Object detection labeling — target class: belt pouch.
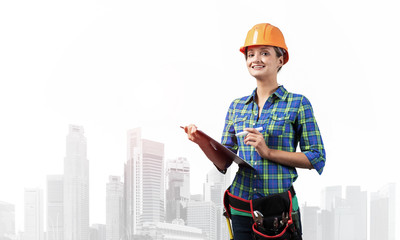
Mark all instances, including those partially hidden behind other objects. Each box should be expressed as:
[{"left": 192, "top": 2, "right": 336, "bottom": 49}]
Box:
[{"left": 252, "top": 190, "right": 296, "bottom": 240}]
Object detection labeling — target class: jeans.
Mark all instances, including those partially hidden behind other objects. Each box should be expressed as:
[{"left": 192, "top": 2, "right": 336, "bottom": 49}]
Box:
[{"left": 231, "top": 215, "right": 254, "bottom": 240}]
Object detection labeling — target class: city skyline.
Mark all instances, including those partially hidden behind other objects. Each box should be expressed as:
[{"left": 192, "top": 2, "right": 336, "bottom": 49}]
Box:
[{"left": 0, "top": 124, "right": 397, "bottom": 240}]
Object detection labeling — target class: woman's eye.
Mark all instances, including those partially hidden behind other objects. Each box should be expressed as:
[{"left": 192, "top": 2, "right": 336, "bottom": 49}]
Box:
[
  {"left": 262, "top": 52, "right": 270, "bottom": 56},
  {"left": 248, "top": 54, "right": 254, "bottom": 57}
]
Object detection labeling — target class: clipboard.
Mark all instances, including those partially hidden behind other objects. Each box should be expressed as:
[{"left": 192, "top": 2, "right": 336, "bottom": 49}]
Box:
[{"left": 193, "top": 129, "right": 255, "bottom": 171}]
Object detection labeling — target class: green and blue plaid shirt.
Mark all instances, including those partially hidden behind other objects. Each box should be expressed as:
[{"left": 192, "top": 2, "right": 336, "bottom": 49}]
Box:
[{"left": 221, "top": 85, "right": 325, "bottom": 200}]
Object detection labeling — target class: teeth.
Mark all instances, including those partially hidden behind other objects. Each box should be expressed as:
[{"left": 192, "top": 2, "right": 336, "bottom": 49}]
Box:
[{"left": 253, "top": 66, "right": 264, "bottom": 69}]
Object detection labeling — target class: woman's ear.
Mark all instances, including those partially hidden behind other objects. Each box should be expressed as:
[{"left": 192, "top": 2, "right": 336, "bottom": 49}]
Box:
[{"left": 278, "top": 56, "right": 284, "bottom": 66}]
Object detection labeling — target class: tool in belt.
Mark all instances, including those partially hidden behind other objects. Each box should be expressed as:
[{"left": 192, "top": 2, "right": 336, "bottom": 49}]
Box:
[{"left": 223, "top": 186, "right": 301, "bottom": 240}]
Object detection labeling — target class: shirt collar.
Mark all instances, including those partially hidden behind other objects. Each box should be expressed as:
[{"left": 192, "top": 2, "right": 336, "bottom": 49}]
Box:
[{"left": 245, "top": 85, "right": 288, "bottom": 104}]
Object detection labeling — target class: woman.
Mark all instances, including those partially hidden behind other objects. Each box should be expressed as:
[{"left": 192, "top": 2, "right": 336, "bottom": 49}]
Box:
[{"left": 183, "top": 23, "right": 326, "bottom": 240}]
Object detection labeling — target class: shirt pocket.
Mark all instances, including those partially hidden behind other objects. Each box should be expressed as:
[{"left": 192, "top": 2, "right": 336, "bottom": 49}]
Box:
[
  {"left": 233, "top": 115, "right": 248, "bottom": 134},
  {"left": 266, "top": 113, "right": 291, "bottom": 136}
]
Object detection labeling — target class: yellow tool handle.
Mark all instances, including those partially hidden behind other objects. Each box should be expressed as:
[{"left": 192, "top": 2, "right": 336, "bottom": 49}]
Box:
[{"left": 225, "top": 216, "right": 234, "bottom": 240}]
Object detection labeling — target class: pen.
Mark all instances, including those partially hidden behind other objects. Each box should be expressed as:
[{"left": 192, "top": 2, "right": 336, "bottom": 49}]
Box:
[{"left": 235, "top": 127, "right": 263, "bottom": 137}]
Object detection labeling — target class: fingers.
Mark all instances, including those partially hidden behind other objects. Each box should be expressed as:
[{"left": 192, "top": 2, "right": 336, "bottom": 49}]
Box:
[
  {"left": 244, "top": 128, "right": 262, "bottom": 134},
  {"left": 183, "top": 124, "right": 198, "bottom": 142},
  {"left": 244, "top": 133, "right": 264, "bottom": 146},
  {"left": 244, "top": 134, "right": 258, "bottom": 145}
]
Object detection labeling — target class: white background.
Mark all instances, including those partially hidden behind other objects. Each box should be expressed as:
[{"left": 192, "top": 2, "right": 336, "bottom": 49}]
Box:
[{"left": 1, "top": 0, "right": 399, "bottom": 235}]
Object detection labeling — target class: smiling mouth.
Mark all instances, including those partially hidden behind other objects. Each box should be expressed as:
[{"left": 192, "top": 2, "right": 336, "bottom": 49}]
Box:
[{"left": 252, "top": 65, "right": 265, "bottom": 69}]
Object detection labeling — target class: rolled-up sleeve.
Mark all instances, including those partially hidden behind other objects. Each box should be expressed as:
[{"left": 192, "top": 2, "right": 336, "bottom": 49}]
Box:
[{"left": 296, "top": 96, "right": 326, "bottom": 174}]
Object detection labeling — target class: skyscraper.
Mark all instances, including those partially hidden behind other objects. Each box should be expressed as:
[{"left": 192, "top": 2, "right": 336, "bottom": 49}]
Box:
[
  {"left": 332, "top": 186, "right": 367, "bottom": 240},
  {"left": 203, "top": 167, "right": 231, "bottom": 240},
  {"left": 370, "top": 183, "right": 396, "bottom": 240},
  {"left": 321, "top": 185, "right": 342, "bottom": 212},
  {"left": 124, "top": 128, "right": 141, "bottom": 237},
  {"left": 0, "top": 201, "right": 15, "bottom": 239},
  {"left": 187, "top": 201, "right": 217, "bottom": 240},
  {"left": 63, "top": 125, "right": 89, "bottom": 240},
  {"left": 106, "top": 176, "right": 124, "bottom": 240},
  {"left": 24, "top": 188, "right": 44, "bottom": 240},
  {"left": 90, "top": 224, "right": 106, "bottom": 240},
  {"left": 345, "top": 186, "right": 367, "bottom": 240},
  {"left": 124, "top": 128, "right": 165, "bottom": 237},
  {"left": 47, "top": 175, "right": 64, "bottom": 240},
  {"left": 166, "top": 157, "right": 190, "bottom": 223},
  {"left": 301, "top": 203, "right": 319, "bottom": 240},
  {"left": 320, "top": 186, "right": 342, "bottom": 240}
]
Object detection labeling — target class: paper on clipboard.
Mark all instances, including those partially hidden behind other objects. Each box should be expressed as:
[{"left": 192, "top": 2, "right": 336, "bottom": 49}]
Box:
[{"left": 194, "top": 129, "right": 255, "bottom": 171}]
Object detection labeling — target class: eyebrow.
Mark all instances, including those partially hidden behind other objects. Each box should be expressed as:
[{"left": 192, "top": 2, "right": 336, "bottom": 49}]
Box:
[{"left": 247, "top": 47, "right": 272, "bottom": 52}]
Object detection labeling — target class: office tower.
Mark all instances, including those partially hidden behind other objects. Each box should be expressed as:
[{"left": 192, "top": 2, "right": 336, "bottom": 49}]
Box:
[
  {"left": 370, "top": 183, "right": 396, "bottom": 240},
  {"left": 106, "top": 176, "right": 124, "bottom": 240},
  {"left": 24, "top": 188, "right": 44, "bottom": 240},
  {"left": 320, "top": 186, "right": 342, "bottom": 240},
  {"left": 301, "top": 203, "right": 319, "bottom": 240},
  {"left": 47, "top": 175, "right": 64, "bottom": 240},
  {"left": 63, "top": 125, "right": 89, "bottom": 240},
  {"left": 333, "top": 186, "right": 367, "bottom": 240},
  {"left": 346, "top": 186, "right": 367, "bottom": 240},
  {"left": 187, "top": 201, "right": 217, "bottom": 240},
  {"left": 124, "top": 128, "right": 165, "bottom": 237},
  {"left": 166, "top": 157, "right": 190, "bottom": 223},
  {"left": 90, "top": 224, "right": 106, "bottom": 240},
  {"left": 319, "top": 209, "right": 334, "bottom": 240},
  {"left": 203, "top": 167, "right": 231, "bottom": 240},
  {"left": 321, "top": 185, "right": 342, "bottom": 211},
  {"left": 0, "top": 201, "right": 15, "bottom": 239}
]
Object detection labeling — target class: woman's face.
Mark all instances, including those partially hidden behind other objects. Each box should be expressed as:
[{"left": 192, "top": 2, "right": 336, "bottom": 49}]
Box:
[{"left": 246, "top": 45, "right": 283, "bottom": 79}]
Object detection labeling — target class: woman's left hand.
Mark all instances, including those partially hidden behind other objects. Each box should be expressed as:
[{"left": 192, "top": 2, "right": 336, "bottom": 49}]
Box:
[{"left": 243, "top": 128, "right": 270, "bottom": 159}]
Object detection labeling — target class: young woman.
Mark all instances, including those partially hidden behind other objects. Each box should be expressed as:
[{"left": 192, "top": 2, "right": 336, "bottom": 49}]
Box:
[{"left": 183, "top": 23, "right": 326, "bottom": 240}]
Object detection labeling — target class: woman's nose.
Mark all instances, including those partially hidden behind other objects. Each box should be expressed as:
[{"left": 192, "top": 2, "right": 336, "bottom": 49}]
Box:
[{"left": 253, "top": 53, "right": 262, "bottom": 62}]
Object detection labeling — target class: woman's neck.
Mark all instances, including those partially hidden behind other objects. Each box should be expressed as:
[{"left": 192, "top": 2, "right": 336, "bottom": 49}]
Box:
[{"left": 256, "top": 77, "right": 279, "bottom": 100}]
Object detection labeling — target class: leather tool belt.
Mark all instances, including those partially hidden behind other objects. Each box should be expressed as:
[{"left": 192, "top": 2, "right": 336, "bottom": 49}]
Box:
[{"left": 223, "top": 186, "right": 301, "bottom": 240}]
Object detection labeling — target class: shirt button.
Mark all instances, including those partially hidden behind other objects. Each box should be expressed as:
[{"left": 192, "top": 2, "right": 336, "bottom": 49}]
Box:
[
  {"left": 253, "top": 123, "right": 256, "bottom": 126},
  {"left": 254, "top": 162, "right": 257, "bottom": 165},
  {"left": 254, "top": 175, "right": 257, "bottom": 178},
  {"left": 254, "top": 188, "right": 257, "bottom": 191}
]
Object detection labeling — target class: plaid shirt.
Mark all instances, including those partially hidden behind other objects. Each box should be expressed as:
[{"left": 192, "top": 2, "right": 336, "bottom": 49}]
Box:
[{"left": 221, "top": 85, "right": 326, "bottom": 200}]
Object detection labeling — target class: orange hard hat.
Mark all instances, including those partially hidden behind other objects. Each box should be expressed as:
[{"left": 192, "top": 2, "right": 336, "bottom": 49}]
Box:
[{"left": 240, "top": 23, "right": 289, "bottom": 64}]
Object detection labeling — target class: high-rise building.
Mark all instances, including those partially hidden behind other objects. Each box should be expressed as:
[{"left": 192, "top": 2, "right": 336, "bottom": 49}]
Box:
[
  {"left": 319, "top": 185, "right": 342, "bottom": 240},
  {"left": 332, "top": 186, "right": 367, "bottom": 240},
  {"left": 90, "top": 224, "right": 106, "bottom": 240},
  {"left": 0, "top": 201, "right": 15, "bottom": 239},
  {"left": 47, "top": 175, "right": 64, "bottom": 240},
  {"left": 63, "top": 125, "right": 89, "bottom": 240},
  {"left": 106, "top": 176, "right": 124, "bottom": 240},
  {"left": 346, "top": 186, "right": 367, "bottom": 240},
  {"left": 124, "top": 128, "right": 165, "bottom": 237},
  {"left": 370, "top": 183, "right": 396, "bottom": 240},
  {"left": 166, "top": 157, "right": 190, "bottom": 223},
  {"left": 301, "top": 203, "right": 319, "bottom": 240},
  {"left": 203, "top": 167, "right": 231, "bottom": 240},
  {"left": 321, "top": 185, "right": 342, "bottom": 212},
  {"left": 24, "top": 188, "right": 44, "bottom": 240},
  {"left": 187, "top": 201, "right": 217, "bottom": 240},
  {"left": 124, "top": 129, "right": 141, "bottom": 237}
]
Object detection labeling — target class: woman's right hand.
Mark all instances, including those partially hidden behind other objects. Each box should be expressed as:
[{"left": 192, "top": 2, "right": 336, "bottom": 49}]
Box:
[{"left": 182, "top": 124, "right": 203, "bottom": 145}]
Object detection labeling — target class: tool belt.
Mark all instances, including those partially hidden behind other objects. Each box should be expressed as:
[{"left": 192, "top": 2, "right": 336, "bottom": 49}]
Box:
[{"left": 223, "top": 186, "right": 301, "bottom": 240}]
